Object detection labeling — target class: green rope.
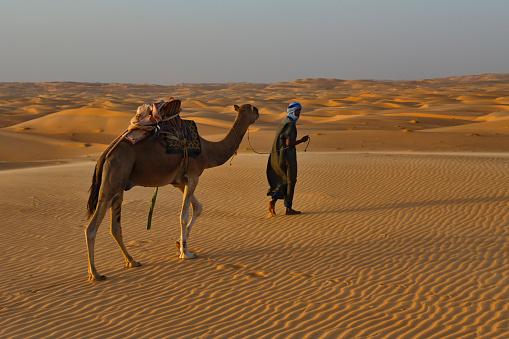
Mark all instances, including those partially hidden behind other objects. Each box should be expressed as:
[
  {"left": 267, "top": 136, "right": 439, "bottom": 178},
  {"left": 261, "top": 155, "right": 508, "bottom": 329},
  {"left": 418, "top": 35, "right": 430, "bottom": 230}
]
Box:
[{"left": 147, "top": 187, "right": 158, "bottom": 230}]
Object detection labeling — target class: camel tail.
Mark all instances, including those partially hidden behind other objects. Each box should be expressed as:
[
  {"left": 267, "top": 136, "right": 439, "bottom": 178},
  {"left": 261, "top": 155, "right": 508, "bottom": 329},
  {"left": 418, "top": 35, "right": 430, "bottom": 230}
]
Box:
[
  {"left": 87, "top": 151, "right": 107, "bottom": 219},
  {"left": 87, "top": 133, "right": 125, "bottom": 219}
]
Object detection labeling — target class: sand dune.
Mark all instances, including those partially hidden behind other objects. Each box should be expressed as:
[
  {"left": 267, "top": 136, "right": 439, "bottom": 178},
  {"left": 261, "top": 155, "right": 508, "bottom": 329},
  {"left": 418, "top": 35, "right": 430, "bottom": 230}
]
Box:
[
  {"left": 0, "top": 74, "right": 508, "bottom": 338},
  {"left": 5, "top": 108, "right": 133, "bottom": 144},
  {"left": 423, "top": 120, "right": 509, "bottom": 135},
  {"left": 3, "top": 73, "right": 506, "bottom": 160},
  {"left": 0, "top": 129, "right": 104, "bottom": 162}
]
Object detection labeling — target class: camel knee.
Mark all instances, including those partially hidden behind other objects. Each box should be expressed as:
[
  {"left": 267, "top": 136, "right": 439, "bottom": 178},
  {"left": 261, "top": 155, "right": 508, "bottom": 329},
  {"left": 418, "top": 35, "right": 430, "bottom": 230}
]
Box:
[
  {"left": 86, "top": 225, "right": 97, "bottom": 242},
  {"left": 193, "top": 201, "right": 202, "bottom": 217},
  {"left": 180, "top": 208, "right": 191, "bottom": 225},
  {"left": 110, "top": 225, "right": 123, "bottom": 239},
  {"left": 87, "top": 236, "right": 96, "bottom": 245}
]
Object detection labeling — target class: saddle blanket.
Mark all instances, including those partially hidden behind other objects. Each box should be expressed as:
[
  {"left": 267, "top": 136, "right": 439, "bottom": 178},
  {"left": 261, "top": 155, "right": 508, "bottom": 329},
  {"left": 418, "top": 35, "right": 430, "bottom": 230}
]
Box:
[{"left": 161, "top": 118, "right": 202, "bottom": 157}]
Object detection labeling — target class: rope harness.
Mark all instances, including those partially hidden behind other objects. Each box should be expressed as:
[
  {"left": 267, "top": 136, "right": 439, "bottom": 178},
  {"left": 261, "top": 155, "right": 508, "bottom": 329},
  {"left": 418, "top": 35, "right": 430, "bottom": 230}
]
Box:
[{"left": 229, "top": 126, "right": 310, "bottom": 165}]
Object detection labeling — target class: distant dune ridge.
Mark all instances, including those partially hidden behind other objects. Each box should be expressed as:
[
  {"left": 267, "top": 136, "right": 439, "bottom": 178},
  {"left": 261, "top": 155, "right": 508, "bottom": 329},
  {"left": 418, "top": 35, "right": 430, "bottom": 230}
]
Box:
[
  {"left": 1, "top": 74, "right": 509, "bottom": 166},
  {"left": 0, "top": 75, "right": 508, "bottom": 338}
]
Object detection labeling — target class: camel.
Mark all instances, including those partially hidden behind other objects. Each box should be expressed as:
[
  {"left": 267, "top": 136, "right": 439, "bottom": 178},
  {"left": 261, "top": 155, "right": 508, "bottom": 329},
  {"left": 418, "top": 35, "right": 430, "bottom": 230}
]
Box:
[{"left": 85, "top": 104, "right": 259, "bottom": 281}]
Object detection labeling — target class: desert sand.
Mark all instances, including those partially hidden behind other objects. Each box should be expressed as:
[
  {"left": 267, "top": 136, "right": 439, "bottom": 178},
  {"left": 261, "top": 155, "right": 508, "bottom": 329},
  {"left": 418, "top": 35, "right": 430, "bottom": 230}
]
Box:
[{"left": 0, "top": 75, "right": 508, "bottom": 338}]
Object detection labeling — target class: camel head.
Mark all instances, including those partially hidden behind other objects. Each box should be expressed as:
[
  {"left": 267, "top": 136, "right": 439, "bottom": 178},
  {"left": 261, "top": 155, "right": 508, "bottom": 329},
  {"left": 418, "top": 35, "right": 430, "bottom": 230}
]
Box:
[{"left": 234, "top": 104, "right": 259, "bottom": 125}]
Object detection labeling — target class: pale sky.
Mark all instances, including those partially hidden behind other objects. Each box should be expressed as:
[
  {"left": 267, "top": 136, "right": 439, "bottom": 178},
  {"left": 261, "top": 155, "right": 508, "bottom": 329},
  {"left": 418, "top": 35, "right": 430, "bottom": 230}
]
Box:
[{"left": 1, "top": 0, "right": 508, "bottom": 85}]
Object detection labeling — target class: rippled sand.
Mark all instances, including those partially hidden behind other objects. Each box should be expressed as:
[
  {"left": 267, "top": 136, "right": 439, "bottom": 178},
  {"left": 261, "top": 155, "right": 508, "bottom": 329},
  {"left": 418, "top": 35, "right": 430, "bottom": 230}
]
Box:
[{"left": 1, "top": 75, "right": 508, "bottom": 338}]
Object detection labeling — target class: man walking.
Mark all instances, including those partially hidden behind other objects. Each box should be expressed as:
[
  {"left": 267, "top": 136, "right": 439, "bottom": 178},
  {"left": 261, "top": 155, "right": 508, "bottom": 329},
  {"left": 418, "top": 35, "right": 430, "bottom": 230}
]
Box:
[{"left": 266, "top": 102, "right": 309, "bottom": 216}]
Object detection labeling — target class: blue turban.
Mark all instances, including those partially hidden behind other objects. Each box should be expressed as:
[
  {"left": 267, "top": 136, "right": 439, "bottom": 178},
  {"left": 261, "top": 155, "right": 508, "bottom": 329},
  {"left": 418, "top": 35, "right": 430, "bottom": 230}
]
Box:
[{"left": 287, "top": 102, "right": 302, "bottom": 121}]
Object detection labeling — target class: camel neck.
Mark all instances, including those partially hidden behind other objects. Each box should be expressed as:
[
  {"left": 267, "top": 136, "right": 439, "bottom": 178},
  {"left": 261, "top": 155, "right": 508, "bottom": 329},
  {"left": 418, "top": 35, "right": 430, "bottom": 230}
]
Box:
[{"left": 201, "top": 113, "right": 249, "bottom": 168}]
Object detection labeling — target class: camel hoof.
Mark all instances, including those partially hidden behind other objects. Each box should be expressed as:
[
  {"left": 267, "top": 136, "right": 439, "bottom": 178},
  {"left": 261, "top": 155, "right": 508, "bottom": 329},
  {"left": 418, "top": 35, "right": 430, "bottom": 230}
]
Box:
[
  {"left": 179, "top": 252, "right": 197, "bottom": 259},
  {"left": 89, "top": 274, "right": 107, "bottom": 281},
  {"left": 126, "top": 261, "right": 142, "bottom": 268}
]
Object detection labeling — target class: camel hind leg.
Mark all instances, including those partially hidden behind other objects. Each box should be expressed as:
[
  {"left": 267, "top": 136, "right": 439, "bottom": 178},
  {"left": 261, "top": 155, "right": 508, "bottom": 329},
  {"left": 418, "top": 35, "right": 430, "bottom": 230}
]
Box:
[
  {"left": 86, "top": 144, "right": 135, "bottom": 281},
  {"left": 86, "top": 199, "right": 110, "bottom": 281},
  {"left": 110, "top": 193, "right": 141, "bottom": 268}
]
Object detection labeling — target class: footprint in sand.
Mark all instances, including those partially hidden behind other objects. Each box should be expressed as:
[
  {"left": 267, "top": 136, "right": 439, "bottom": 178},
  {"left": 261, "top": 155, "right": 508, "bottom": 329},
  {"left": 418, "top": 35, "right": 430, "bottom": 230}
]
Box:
[
  {"left": 230, "top": 264, "right": 246, "bottom": 269},
  {"left": 327, "top": 279, "right": 350, "bottom": 285},
  {"left": 216, "top": 263, "right": 247, "bottom": 270},
  {"left": 248, "top": 271, "right": 268, "bottom": 278},
  {"left": 232, "top": 271, "right": 268, "bottom": 280},
  {"left": 216, "top": 263, "right": 267, "bottom": 279},
  {"left": 126, "top": 240, "right": 151, "bottom": 248},
  {"left": 290, "top": 272, "right": 315, "bottom": 278}
]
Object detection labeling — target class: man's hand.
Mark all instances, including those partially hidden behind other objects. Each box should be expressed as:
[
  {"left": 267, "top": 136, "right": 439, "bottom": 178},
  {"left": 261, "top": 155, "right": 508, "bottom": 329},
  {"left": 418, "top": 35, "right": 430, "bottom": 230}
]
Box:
[{"left": 286, "top": 135, "right": 310, "bottom": 147}]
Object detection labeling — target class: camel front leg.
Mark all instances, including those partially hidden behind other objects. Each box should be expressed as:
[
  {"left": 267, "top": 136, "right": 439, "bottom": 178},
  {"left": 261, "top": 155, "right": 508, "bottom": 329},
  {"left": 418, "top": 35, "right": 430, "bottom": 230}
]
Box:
[
  {"left": 86, "top": 202, "right": 109, "bottom": 281},
  {"left": 175, "top": 184, "right": 203, "bottom": 244},
  {"left": 174, "top": 194, "right": 202, "bottom": 250},
  {"left": 179, "top": 177, "right": 199, "bottom": 259},
  {"left": 186, "top": 195, "right": 202, "bottom": 239},
  {"left": 110, "top": 194, "right": 141, "bottom": 268}
]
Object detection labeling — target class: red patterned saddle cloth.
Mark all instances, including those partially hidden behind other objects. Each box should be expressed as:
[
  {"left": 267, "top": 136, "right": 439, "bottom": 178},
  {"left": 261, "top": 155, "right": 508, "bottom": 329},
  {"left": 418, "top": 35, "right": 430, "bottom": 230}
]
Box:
[{"left": 125, "top": 98, "right": 182, "bottom": 143}]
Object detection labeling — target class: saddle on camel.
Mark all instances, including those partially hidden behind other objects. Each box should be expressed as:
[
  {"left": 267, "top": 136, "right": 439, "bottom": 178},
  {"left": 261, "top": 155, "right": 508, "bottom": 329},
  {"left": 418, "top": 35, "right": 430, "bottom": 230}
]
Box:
[{"left": 125, "top": 98, "right": 201, "bottom": 162}]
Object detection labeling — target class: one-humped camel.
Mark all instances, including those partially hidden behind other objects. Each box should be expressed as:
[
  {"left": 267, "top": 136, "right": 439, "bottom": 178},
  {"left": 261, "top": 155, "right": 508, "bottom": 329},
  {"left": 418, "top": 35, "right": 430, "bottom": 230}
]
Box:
[{"left": 85, "top": 104, "right": 259, "bottom": 281}]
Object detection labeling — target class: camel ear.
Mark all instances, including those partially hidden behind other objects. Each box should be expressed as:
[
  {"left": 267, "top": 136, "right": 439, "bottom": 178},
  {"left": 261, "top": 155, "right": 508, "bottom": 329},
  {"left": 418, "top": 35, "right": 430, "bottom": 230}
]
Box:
[{"left": 234, "top": 104, "right": 240, "bottom": 112}]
